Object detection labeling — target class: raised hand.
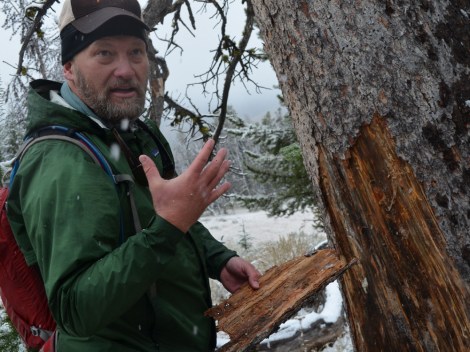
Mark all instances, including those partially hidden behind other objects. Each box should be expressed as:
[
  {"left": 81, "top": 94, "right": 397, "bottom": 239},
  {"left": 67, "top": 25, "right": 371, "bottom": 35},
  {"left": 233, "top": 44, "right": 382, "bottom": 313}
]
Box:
[{"left": 139, "top": 139, "right": 231, "bottom": 233}]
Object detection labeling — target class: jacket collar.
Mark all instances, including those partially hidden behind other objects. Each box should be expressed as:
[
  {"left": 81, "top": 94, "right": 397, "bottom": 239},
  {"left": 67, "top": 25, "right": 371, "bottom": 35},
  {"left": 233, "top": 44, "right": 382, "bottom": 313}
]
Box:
[{"left": 59, "top": 82, "right": 109, "bottom": 129}]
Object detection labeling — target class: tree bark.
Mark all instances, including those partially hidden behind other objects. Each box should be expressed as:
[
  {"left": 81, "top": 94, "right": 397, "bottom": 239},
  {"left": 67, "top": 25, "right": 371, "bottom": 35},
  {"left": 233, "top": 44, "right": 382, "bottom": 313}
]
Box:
[{"left": 251, "top": 1, "right": 470, "bottom": 351}]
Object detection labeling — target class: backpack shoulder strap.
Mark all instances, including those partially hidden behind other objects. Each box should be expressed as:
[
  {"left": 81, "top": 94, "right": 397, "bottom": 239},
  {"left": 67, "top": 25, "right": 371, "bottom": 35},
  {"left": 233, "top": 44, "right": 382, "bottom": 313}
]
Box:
[
  {"left": 19, "top": 134, "right": 101, "bottom": 166},
  {"left": 8, "top": 129, "right": 114, "bottom": 189},
  {"left": 10, "top": 126, "right": 143, "bottom": 241},
  {"left": 136, "top": 119, "right": 176, "bottom": 179}
]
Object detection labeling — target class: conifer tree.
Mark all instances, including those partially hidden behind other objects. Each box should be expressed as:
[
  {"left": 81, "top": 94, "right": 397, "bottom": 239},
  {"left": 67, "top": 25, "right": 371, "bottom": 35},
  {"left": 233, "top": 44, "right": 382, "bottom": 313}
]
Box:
[{"left": 227, "top": 108, "right": 317, "bottom": 217}]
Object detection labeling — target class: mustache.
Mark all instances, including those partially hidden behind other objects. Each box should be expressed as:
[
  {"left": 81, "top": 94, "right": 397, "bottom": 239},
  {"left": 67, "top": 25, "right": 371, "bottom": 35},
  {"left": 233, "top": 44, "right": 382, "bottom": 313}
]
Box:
[{"left": 107, "top": 79, "right": 144, "bottom": 92}]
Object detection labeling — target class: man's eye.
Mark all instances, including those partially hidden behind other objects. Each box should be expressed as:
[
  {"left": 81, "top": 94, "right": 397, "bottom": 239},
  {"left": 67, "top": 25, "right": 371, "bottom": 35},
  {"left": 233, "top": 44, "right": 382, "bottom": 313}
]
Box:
[
  {"left": 97, "top": 50, "right": 112, "bottom": 57},
  {"left": 131, "top": 49, "right": 145, "bottom": 56}
]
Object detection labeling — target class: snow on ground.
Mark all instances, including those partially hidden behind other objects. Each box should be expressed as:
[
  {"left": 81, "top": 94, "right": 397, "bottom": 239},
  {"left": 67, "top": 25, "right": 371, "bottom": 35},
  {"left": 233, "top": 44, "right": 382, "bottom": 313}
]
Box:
[{"left": 201, "top": 209, "right": 324, "bottom": 245}]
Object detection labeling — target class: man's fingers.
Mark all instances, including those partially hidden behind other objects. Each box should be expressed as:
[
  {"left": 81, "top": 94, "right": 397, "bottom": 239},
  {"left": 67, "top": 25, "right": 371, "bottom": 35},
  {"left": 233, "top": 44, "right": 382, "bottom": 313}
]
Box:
[
  {"left": 202, "top": 148, "right": 228, "bottom": 181},
  {"left": 241, "top": 260, "right": 261, "bottom": 290},
  {"left": 207, "top": 159, "right": 231, "bottom": 191},
  {"left": 189, "top": 139, "right": 215, "bottom": 174},
  {"left": 139, "top": 155, "right": 163, "bottom": 185},
  {"left": 188, "top": 140, "right": 230, "bottom": 191},
  {"left": 208, "top": 181, "right": 231, "bottom": 204},
  {"left": 249, "top": 276, "right": 260, "bottom": 290},
  {"left": 248, "top": 268, "right": 261, "bottom": 290}
]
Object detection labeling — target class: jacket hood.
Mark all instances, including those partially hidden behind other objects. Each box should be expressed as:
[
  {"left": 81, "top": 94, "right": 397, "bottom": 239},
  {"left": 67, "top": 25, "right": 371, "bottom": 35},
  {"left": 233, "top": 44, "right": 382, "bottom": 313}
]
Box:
[{"left": 26, "top": 79, "right": 104, "bottom": 137}]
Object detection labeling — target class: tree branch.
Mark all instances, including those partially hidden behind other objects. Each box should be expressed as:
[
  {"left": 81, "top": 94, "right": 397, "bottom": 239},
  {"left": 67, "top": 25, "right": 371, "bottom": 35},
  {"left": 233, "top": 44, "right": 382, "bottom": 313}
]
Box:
[
  {"left": 164, "top": 93, "right": 214, "bottom": 140},
  {"left": 143, "top": 0, "right": 174, "bottom": 28},
  {"left": 16, "top": 0, "right": 58, "bottom": 76},
  {"left": 211, "top": 0, "right": 255, "bottom": 144}
]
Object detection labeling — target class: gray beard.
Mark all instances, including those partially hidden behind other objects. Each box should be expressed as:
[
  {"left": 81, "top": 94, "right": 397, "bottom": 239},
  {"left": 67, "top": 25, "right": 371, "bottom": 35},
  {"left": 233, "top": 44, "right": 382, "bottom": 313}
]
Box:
[{"left": 75, "top": 69, "right": 147, "bottom": 123}]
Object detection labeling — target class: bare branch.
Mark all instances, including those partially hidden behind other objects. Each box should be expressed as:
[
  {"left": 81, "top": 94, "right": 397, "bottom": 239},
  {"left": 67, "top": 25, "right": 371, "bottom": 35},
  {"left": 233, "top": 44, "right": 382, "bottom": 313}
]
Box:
[
  {"left": 212, "top": 0, "right": 255, "bottom": 144},
  {"left": 165, "top": 0, "right": 197, "bottom": 54}
]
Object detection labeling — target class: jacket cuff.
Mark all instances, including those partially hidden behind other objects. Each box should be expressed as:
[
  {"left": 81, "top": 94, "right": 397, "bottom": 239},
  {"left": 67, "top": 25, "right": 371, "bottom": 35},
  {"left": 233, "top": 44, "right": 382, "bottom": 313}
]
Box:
[
  {"left": 214, "top": 252, "right": 238, "bottom": 281},
  {"left": 141, "top": 215, "right": 185, "bottom": 265}
]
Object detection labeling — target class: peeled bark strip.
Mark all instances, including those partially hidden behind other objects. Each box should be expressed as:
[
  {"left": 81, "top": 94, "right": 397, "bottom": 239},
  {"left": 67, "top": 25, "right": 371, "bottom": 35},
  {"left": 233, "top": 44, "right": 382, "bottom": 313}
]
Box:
[
  {"left": 251, "top": 0, "right": 470, "bottom": 350},
  {"left": 206, "top": 249, "right": 354, "bottom": 352}
]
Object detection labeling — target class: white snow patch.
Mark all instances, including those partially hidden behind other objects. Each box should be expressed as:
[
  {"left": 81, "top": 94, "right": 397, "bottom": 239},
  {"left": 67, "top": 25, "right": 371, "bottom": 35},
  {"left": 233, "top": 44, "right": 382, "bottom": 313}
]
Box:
[
  {"left": 321, "top": 325, "right": 354, "bottom": 352},
  {"left": 216, "top": 331, "right": 231, "bottom": 348},
  {"left": 264, "top": 281, "right": 343, "bottom": 344}
]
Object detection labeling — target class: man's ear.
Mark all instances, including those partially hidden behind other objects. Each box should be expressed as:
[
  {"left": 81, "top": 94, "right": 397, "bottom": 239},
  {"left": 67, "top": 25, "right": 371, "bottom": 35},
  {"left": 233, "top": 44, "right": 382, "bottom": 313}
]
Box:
[{"left": 63, "top": 61, "right": 74, "bottom": 81}]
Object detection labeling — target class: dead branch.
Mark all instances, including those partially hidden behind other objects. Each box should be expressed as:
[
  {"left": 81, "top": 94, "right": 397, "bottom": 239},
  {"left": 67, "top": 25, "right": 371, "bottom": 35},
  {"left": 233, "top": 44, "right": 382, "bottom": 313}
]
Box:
[
  {"left": 16, "top": 0, "right": 58, "bottom": 76},
  {"left": 164, "top": 93, "right": 214, "bottom": 140},
  {"left": 211, "top": 0, "right": 255, "bottom": 144}
]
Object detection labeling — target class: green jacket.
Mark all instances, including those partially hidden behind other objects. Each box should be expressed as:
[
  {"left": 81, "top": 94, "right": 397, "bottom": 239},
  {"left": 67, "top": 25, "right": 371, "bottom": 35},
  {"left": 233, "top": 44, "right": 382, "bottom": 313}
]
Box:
[{"left": 7, "top": 80, "right": 236, "bottom": 351}]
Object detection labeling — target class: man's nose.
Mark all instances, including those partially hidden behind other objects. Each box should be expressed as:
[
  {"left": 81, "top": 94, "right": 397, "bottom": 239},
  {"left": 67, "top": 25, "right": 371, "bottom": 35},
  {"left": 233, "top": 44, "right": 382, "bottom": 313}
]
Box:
[{"left": 113, "top": 58, "right": 135, "bottom": 79}]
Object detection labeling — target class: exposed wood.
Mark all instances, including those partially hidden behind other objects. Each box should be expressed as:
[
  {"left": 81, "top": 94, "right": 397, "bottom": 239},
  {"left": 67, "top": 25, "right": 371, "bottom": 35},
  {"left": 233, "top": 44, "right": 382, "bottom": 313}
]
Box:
[
  {"left": 318, "top": 115, "right": 470, "bottom": 351},
  {"left": 205, "top": 249, "right": 355, "bottom": 352}
]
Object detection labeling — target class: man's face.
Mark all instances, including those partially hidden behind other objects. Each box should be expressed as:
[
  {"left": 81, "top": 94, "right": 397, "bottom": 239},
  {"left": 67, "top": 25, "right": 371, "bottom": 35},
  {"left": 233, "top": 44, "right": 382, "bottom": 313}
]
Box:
[{"left": 64, "top": 35, "right": 149, "bottom": 123}]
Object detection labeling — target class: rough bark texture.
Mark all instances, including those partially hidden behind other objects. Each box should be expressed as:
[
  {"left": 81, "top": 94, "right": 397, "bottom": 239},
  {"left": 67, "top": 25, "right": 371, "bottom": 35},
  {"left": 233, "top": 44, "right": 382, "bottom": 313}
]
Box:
[
  {"left": 205, "top": 249, "right": 353, "bottom": 352},
  {"left": 251, "top": 0, "right": 470, "bottom": 351}
]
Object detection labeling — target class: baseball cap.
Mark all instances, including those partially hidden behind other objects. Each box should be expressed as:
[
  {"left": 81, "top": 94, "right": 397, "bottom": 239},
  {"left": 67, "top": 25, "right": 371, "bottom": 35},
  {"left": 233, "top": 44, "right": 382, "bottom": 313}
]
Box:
[
  {"left": 59, "top": 0, "right": 149, "bottom": 34},
  {"left": 59, "top": 0, "right": 149, "bottom": 64}
]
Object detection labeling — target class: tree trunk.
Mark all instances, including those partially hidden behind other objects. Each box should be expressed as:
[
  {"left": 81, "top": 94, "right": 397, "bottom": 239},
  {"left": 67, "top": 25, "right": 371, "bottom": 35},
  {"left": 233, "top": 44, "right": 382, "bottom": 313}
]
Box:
[
  {"left": 251, "top": 0, "right": 470, "bottom": 351},
  {"left": 143, "top": 0, "right": 173, "bottom": 126}
]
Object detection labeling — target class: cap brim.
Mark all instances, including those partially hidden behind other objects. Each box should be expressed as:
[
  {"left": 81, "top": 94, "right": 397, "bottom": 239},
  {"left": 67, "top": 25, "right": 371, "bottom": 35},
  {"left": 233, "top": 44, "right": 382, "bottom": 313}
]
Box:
[{"left": 72, "top": 7, "right": 149, "bottom": 34}]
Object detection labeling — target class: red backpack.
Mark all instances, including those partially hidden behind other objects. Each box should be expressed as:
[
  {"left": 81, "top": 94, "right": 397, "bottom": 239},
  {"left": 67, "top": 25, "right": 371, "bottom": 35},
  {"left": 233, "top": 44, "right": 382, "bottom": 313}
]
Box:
[
  {"left": 0, "top": 128, "right": 120, "bottom": 351},
  {"left": 0, "top": 186, "right": 56, "bottom": 350}
]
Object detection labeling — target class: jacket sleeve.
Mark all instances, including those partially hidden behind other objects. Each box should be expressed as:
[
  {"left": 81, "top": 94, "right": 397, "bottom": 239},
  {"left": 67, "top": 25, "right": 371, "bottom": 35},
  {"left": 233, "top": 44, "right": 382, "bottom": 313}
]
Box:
[
  {"left": 189, "top": 221, "right": 238, "bottom": 280},
  {"left": 7, "top": 140, "right": 185, "bottom": 337}
]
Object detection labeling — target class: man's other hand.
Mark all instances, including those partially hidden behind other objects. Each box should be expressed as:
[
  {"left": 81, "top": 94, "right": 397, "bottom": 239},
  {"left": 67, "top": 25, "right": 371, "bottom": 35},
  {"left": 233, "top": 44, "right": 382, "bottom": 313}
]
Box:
[
  {"left": 139, "top": 139, "right": 231, "bottom": 233},
  {"left": 220, "top": 257, "right": 261, "bottom": 293}
]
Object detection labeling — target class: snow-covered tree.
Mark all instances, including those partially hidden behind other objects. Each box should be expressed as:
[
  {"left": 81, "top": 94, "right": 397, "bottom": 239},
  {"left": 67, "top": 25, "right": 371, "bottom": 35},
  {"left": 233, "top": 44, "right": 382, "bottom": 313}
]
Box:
[
  {"left": 1, "top": 0, "right": 62, "bottom": 165},
  {"left": 226, "top": 109, "right": 317, "bottom": 217}
]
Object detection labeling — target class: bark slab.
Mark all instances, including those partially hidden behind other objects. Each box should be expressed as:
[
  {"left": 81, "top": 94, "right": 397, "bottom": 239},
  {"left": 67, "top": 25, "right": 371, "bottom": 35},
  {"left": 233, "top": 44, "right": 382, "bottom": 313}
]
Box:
[{"left": 206, "top": 249, "right": 354, "bottom": 352}]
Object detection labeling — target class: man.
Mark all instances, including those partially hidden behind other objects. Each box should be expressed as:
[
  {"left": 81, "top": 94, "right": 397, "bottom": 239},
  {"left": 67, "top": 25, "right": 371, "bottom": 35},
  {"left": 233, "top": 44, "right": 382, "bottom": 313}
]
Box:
[{"left": 7, "top": 0, "right": 260, "bottom": 351}]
